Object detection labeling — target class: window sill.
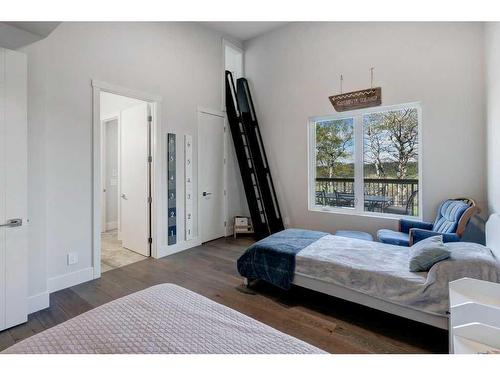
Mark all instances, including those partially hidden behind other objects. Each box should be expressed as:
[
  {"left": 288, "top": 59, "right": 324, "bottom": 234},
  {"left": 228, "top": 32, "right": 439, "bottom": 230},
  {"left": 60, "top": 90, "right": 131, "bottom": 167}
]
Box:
[{"left": 308, "top": 205, "right": 422, "bottom": 221}]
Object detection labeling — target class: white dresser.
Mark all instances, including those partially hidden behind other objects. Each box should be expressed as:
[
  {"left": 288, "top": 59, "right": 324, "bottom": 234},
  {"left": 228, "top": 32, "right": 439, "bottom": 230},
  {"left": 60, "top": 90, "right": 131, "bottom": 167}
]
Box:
[{"left": 449, "top": 277, "right": 500, "bottom": 354}]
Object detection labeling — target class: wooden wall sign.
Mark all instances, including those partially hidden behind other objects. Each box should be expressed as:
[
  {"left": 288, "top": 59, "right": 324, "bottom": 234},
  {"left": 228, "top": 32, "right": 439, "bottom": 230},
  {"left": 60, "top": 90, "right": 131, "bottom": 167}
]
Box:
[{"left": 329, "top": 87, "right": 382, "bottom": 112}]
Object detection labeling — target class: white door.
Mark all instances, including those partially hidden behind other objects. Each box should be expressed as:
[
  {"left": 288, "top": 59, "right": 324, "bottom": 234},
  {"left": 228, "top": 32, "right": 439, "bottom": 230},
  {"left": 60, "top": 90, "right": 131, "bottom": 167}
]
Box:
[
  {"left": 0, "top": 48, "right": 28, "bottom": 331},
  {"left": 100, "top": 122, "right": 107, "bottom": 233},
  {"left": 199, "top": 111, "right": 226, "bottom": 243},
  {"left": 120, "top": 102, "right": 150, "bottom": 256}
]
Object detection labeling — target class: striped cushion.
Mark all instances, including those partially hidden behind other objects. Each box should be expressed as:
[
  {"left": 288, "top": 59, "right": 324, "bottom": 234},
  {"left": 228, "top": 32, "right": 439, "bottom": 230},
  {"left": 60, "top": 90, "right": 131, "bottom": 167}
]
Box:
[{"left": 432, "top": 200, "right": 469, "bottom": 233}]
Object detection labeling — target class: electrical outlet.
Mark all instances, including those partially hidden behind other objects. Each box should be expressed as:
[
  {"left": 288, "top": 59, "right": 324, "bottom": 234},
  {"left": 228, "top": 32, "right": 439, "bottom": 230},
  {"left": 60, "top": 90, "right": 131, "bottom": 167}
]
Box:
[{"left": 67, "top": 252, "right": 78, "bottom": 265}]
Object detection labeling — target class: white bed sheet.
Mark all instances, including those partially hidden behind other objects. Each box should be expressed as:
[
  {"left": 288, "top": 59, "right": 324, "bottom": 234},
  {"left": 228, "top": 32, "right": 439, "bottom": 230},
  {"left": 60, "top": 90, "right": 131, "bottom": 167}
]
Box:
[{"left": 295, "top": 235, "right": 500, "bottom": 315}]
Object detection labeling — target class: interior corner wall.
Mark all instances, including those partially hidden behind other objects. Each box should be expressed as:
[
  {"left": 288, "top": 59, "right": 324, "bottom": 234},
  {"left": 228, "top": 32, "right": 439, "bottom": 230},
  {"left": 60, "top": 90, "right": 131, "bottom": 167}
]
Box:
[
  {"left": 244, "top": 22, "right": 487, "bottom": 239},
  {"left": 486, "top": 22, "right": 500, "bottom": 215},
  {"left": 20, "top": 22, "right": 235, "bottom": 301}
]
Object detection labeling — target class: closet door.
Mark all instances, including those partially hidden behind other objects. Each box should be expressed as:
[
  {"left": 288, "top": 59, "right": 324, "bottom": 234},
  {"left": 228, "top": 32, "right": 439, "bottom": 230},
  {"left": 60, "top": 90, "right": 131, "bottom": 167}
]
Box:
[{"left": 0, "top": 48, "right": 28, "bottom": 331}]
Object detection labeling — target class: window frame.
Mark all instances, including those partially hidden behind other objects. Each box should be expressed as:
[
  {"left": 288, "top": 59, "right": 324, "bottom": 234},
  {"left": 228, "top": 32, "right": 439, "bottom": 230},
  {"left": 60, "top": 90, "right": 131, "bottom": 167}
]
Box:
[{"left": 307, "top": 102, "right": 423, "bottom": 220}]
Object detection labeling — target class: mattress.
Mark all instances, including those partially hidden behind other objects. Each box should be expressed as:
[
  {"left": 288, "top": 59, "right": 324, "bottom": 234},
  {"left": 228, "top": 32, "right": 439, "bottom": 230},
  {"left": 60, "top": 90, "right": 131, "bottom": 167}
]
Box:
[
  {"left": 3, "top": 284, "right": 324, "bottom": 354},
  {"left": 295, "top": 235, "right": 500, "bottom": 315}
]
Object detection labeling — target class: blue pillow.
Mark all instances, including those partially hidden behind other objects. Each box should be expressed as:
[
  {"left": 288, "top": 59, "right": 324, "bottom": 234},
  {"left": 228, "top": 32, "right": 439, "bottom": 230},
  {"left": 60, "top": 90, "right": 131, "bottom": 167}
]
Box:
[{"left": 409, "top": 235, "right": 451, "bottom": 272}]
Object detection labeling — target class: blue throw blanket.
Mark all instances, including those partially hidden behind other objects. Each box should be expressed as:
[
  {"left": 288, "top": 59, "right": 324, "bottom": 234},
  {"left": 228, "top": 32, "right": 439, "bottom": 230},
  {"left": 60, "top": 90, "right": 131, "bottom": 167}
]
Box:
[{"left": 237, "top": 228, "right": 329, "bottom": 290}]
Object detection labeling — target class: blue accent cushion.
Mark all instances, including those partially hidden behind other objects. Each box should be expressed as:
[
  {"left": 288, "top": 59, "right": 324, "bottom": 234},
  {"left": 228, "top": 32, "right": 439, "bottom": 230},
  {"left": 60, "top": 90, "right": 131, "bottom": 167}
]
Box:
[
  {"left": 408, "top": 235, "right": 451, "bottom": 272},
  {"left": 410, "top": 229, "right": 461, "bottom": 244},
  {"left": 335, "top": 230, "right": 373, "bottom": 241},
  {"left": 377, "top": 229, "right": 410, "bottom": 246},
  {"left": 399, "top": 219, "right": 433, "bottom": 234},
  {"left": 432, "top": 200, "right": 469, "bottom": 233}
]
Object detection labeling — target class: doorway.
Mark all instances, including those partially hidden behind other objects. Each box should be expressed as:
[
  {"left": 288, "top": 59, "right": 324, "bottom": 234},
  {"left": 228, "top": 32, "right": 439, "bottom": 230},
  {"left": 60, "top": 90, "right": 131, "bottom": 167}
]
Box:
[
  {"left": 198, "top": 109, "right": 227, "bottom": 243},
  {"left": 99, "top": 91, "right": 152, "bottom": 272}
]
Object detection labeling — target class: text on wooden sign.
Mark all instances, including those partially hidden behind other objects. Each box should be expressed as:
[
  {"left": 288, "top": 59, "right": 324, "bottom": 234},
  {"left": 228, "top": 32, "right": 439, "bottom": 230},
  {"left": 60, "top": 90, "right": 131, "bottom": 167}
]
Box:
[{"left": 329, "top": 87, "right": 382, "bottom": 112}]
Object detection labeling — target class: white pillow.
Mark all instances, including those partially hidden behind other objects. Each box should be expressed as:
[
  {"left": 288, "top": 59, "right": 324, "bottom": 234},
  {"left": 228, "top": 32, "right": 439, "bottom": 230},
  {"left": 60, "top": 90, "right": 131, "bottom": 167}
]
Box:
[{"left": 409, "top": 235, "right": 451, "bottom": 272}]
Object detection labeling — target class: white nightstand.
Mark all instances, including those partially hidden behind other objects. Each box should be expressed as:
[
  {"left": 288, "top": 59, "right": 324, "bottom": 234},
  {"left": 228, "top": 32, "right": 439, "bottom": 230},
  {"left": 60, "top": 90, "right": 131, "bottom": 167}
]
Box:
[{"left": 449, "top": 277, "right": 500, "bottom": 354}]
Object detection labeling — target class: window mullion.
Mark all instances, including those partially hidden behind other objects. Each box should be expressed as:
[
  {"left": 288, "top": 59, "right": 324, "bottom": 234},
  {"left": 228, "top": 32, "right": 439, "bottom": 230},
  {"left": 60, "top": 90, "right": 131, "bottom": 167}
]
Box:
[{"left": 354, "top": 115, "right": 364, "bottom": 213}]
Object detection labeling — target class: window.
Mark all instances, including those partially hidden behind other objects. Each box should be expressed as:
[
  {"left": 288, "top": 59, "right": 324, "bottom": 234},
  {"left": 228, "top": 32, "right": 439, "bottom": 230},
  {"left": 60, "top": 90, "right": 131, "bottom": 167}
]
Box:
[{"left": 309, "top": 103, "right": 421, "bottom": 218}]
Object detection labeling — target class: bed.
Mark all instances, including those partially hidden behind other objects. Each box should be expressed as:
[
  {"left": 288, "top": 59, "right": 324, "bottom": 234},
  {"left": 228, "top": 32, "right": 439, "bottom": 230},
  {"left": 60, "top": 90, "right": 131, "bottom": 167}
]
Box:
[
  {"left": 237, "top": 216, "right": 500, "bottom": 330},
  {"left": 2, "top": 283, "right": 324, "bottom": 354}
]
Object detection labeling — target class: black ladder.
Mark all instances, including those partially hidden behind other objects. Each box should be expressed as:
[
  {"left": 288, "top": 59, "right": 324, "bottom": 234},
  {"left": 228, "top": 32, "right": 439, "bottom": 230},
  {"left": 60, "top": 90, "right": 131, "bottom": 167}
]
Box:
[{"left": 225, "top": 71, "right": 284, "bottom": 239}]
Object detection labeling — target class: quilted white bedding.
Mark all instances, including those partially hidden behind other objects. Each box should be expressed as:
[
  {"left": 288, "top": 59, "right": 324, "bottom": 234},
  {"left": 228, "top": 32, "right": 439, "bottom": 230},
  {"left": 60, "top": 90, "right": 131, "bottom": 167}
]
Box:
[
  {"left": 3, "top": 284, "right": 324, "bottom": 354},
  {"left": 295, "top": 235, "right": 500, "bottom": 315}
]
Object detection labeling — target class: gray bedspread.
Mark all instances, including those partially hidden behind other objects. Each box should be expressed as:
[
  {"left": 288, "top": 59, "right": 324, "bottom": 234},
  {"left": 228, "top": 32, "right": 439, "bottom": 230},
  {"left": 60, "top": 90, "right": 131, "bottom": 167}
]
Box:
[
  {"left": 3, "top": 284, "right": 324, "bottom": 354},
  {"left": 295, "top": 235, "right": 500, "bottom": 315}
]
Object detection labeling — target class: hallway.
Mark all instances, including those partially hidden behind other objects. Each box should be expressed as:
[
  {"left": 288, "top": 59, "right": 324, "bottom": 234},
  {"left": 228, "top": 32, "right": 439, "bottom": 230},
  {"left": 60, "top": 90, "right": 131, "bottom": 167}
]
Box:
[{"left": 101, "top": 230, "right": 146, "bottom": 272}]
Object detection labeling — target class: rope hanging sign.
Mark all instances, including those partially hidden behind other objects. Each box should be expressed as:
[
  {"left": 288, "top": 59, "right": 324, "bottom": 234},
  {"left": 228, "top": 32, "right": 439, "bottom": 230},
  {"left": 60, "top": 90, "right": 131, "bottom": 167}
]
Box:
[{"left": 329, "top": 68, "right": 382, "bottom": 112}]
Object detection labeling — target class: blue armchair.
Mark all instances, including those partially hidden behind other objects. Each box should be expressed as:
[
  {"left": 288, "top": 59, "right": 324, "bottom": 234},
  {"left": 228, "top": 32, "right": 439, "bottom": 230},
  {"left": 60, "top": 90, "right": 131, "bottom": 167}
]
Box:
[{"left": 377, "top": 198, "right": 480, "bottom": 246}]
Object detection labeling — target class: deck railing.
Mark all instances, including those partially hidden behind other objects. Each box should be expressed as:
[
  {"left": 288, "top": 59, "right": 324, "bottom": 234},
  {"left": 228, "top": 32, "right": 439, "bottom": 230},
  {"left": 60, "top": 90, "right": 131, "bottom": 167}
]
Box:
[{"left": 315, "top": 177, "right": 419, "bottom": 215}]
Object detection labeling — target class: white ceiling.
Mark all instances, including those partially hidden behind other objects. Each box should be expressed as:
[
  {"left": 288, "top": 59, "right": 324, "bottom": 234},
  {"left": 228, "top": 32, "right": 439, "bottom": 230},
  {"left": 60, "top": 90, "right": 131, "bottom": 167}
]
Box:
[
  {"left": 0, "top": 22, "right": 60, "bottom": 49},
  {"left": 200, "top": 22, "right": 287, "bottom": 42},
  {"left": 4, "top": 22, "right": 60, "bottom": 37},
  {"left": 1, "top": 22, "right": 285, "bottom": 42},
  {"left": 0, "top": 21, "right": 284, "bottom": 49}
]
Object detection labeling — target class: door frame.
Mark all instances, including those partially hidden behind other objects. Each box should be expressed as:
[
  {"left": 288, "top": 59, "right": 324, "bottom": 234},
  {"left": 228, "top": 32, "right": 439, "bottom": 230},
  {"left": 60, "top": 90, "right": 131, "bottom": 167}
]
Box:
[
  {"left": 197, "top": 107, "right": 229, "bottom": 242},
  {"left": 92, "top": 80, "right": 162, "bottom": 279}
]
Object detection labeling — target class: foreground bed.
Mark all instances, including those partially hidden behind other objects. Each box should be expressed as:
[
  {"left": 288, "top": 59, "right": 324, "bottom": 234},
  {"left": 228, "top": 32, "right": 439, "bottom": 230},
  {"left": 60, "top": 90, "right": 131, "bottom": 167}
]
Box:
[
  {"left": 238, "top": 224, "right": 500, "bottom": 330},
  {"left": 2, "top": 284, "right": 324, "bottom": 354}
]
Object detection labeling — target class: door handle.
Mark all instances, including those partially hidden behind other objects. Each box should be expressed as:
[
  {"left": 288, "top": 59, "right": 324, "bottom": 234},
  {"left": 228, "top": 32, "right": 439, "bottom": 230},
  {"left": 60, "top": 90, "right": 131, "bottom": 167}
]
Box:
[
  {"left": 0, "top": 218, "right": 22, "bottom": 228},
  {"left": 202, "top": 192, "right": 212, "bottom": 197},
  {"left": 121, "top": 193, "right": 127, "bottom": 200}
]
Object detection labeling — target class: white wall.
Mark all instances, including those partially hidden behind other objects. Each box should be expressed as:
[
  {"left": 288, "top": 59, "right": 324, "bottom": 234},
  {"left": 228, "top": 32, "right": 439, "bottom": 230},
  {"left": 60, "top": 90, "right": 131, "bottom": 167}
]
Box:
[
  {"left": 25, "top": 38, "right": 48, "bottom": 307},
  {"left": 225, "top": 43, "right": 244, "bottom": 80},
  {"left": 21, "top": 22, "right": 232, "bottom": 302},
  {"left": 486, "top": 22, "right": 500, "bottom": 215},
  {"left": 244, "top": 22, "right": 486, "bottom": 239}
]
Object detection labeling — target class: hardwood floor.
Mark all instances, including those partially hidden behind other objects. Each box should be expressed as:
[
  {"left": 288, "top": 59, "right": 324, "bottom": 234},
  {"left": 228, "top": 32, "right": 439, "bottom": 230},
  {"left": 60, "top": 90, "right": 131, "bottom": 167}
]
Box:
[{"left": 0, "top": 237, "right": 448, "bottom": 353}]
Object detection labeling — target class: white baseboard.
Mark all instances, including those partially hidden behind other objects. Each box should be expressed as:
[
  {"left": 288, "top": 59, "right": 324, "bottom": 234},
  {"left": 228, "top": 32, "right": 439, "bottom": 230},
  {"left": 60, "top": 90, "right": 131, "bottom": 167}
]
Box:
[
  {"left": 156, "top": 237, "right": 202, "bottom": 258},
  {"left": 48, "top": 267, "right": 94, "bottom": 293},
  {"left": 28, "top": 291, "right": 50, "bottom": 314},
  {"left": 105, "top": 221, "right": 118, "bottom": 231}
]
